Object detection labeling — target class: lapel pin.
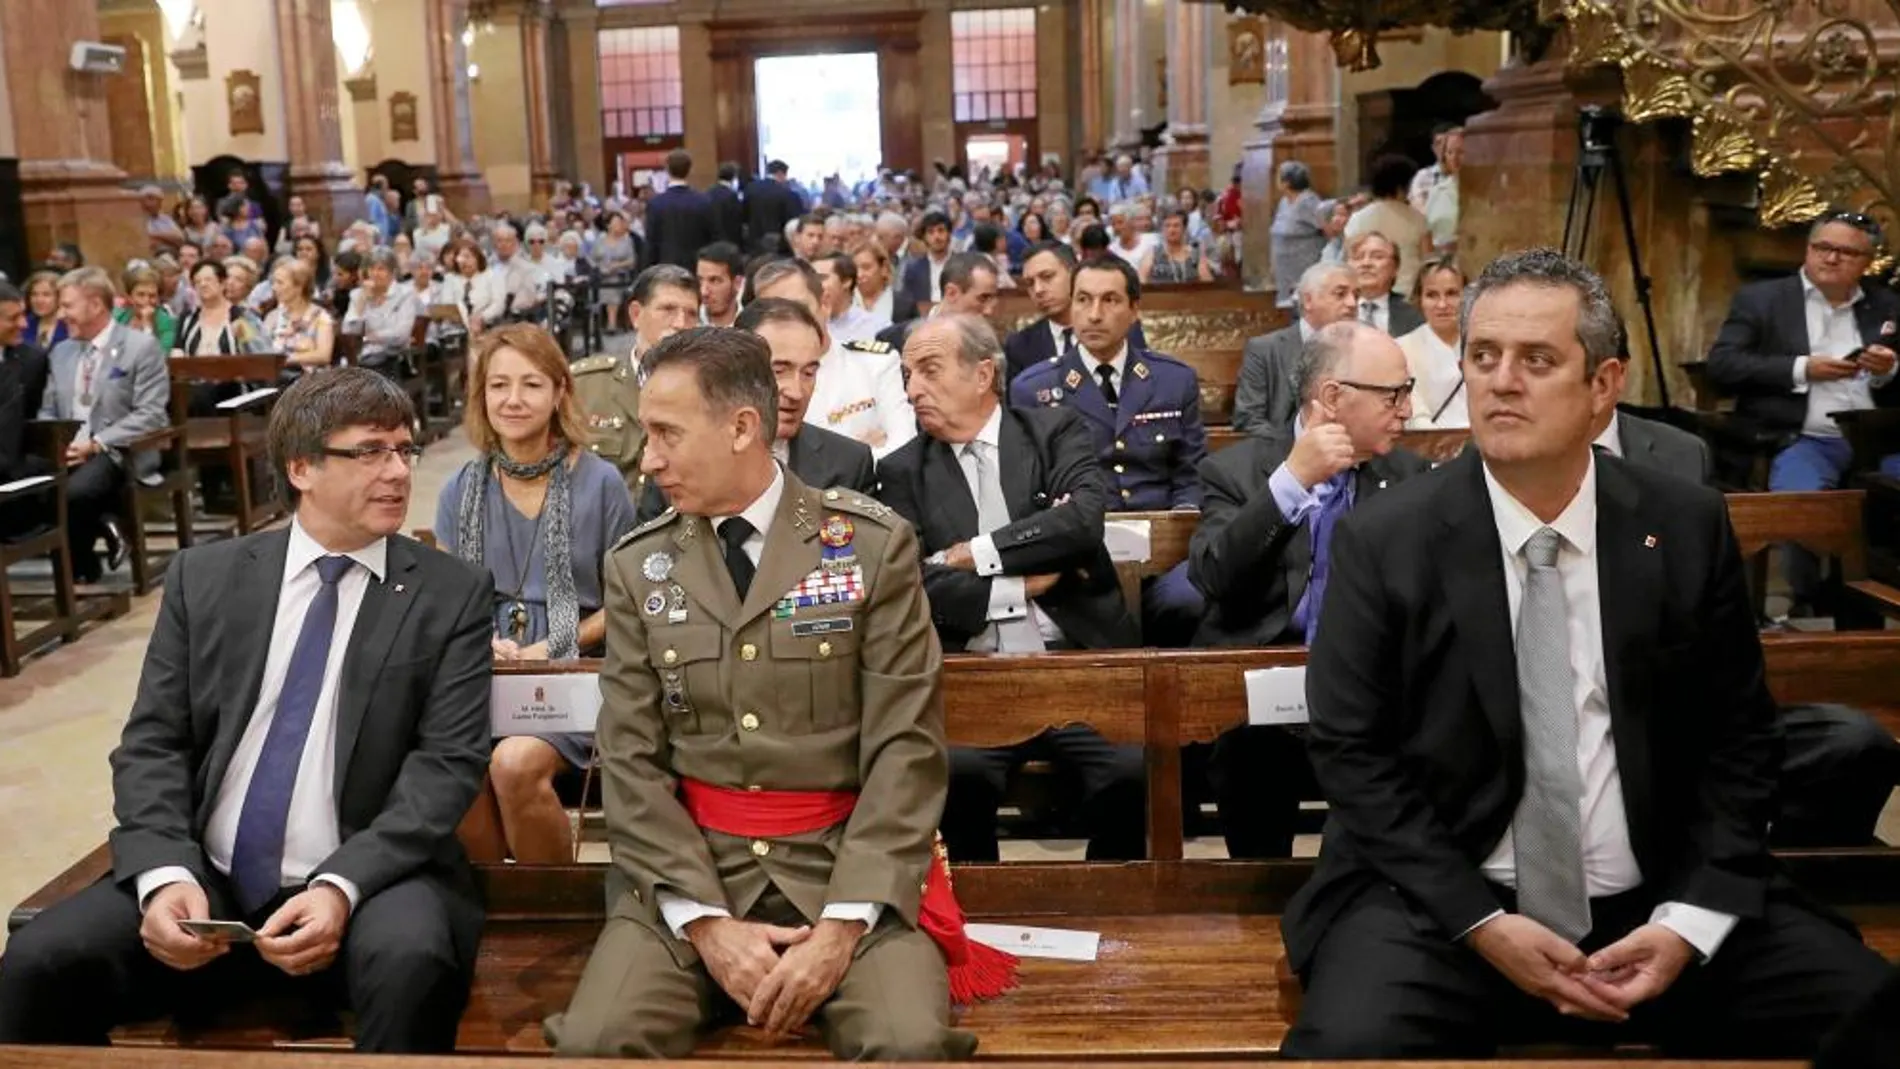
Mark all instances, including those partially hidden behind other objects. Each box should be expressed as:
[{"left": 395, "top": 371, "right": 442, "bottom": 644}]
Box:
[
  {"left": 394, "top": 583, "right": 406, "bottom": 593},
  {"left": 1378, "top": 479, "right": 1388, "bottom": 489},
  {"left": 1643, "top": 535, "right": 1658, "bottom": 549}
]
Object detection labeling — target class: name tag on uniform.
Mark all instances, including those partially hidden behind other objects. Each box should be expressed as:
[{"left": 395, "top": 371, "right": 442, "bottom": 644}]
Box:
[
  {"left": 492, "top": 673, "right": 601, "bottom": 736},
  {"left": 790, "top": 617, "right": 854, "bottom": 637},
  {"left": 1245, "top": 666, "right": 1308, "bottom": 725}
]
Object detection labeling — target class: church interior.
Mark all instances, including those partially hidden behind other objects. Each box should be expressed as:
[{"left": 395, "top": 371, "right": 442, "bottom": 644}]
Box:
[{"left": 0, "top": 0, "right": 1898, "bottom": 1062}]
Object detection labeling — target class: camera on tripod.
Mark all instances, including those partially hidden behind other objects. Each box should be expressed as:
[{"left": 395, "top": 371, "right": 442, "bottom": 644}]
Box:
[{"left": 1578, "top": 105, "right": 1623, "bottom": 156}]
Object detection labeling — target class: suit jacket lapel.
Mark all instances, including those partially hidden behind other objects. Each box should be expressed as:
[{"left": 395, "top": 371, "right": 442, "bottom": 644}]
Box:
[
  {"left": 998, "top": 410, "right": 1037, "bottom": 520},
  {"left": 1854, "top": 289, "right": 1892, "bottom": 345},
  {"left": 1594, "top": 458, "right": 1662, "bottom": 853},
  {"left": 1116, "top": 353, "right": 1155, "bottom": 432},
  {"left": 1783, "top": 276, "right": 1814, "bottom": 353},
  {"left": 1033, "top": 317, "right": 1057, "bottom": 363},
  {"left": 333, "top": 537, "right": 422, "bottom": 790},
  {"left": 1435, "top": 452, "right": 1523, "bottom": 756},
  {"left": 208, "top": 531, "right": 290, "bottom": 797},
  {"left": 740, "top": 478, "right": 822, "bottom": 622},
  {"left": 927, "top": 438, "right": 980, "bottom": 541},
  {"left": 1061, "top": 352, "right": 1115, "bottom": 432}
]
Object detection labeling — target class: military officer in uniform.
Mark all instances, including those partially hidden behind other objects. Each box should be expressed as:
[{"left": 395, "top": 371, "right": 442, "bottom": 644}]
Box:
[
  {"left": 572, "top": 264, "right": 700, "bottom": 497},
  {"left": 1009, "top": 256, "right": 1207, "bottom": 644},
  {"left": 547, "top": 327, "right": 979, "bottom": 1061},
  {"left": 752, "top": 259, "right": 917, "bottom": 460}
]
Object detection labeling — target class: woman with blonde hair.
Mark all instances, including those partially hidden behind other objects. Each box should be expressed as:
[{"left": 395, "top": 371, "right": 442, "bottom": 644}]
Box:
[
  {"left": 112, "top": 264, "right": 177, "bottom": 351},
  {"left": 23, "top": 272, "right": 68, "bottom": 351},
  {"left": 1397, "top": 257, "right": 1469, "bottom": 429},
  {"left": 436, "top": 323, "right": 635, "bottom": 862},
  {"left": 262, "top": 257, "right": 336, "bottom": 373}
]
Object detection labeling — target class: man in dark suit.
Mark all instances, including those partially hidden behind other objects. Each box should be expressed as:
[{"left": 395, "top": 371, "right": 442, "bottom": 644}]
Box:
[
  {"left": 1347, "top": 231, "right": 1425, "bottom": 337},
  {"left": 1233, "top": 262, "right": 1358, "bottom": 435},
  {"left": 0, "top": 282, "right": 51, "bottom": 481},
  {"left": 898, "top": 210, "right": 954, "bottom": 306},
  {"left": 1706, "top": 211, "right": 1900, "bottom": 608},
  {"left": 0, "top": 369, "right": 494, "bottom": 1053},
  {"left": 878, "top": 315, "right": 1144, "bottom": 862},
  {"left": 1190, "top": 321, "right": 1429, "bottom": 857},
  {"left": 741, "top": 160, "right": 802, "bottom": 256},
  {"left": 634, "top": 298, "right": 876, "bottom": 521},
  {"left": 876, "top": 251, "right": 998, "bottom": 352},
  {"left": 707, "top": 161, "right": 746, "bottom": 248},
  {"left": 1283, "top": 249, "right": 1887, "bottom": 1059},
  {"left": 644, "top": 149, "right": 716, "bottom": 271}
]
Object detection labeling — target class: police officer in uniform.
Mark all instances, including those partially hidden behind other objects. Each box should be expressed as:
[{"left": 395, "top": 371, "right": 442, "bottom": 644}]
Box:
[
  {"left": 1009, "top": 256, "right": 1207, "bottom": 644},
  {"left": 547, "top": 327, "right": 976, "bottom": 1061},
  {"left": 572, "top": 264, "right": 699, "bottom": 496}
]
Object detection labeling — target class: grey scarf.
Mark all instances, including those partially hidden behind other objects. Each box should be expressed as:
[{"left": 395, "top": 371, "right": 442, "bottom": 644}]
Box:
[{"left": 454, "top": 443, "right": 579, "bottom": 659}]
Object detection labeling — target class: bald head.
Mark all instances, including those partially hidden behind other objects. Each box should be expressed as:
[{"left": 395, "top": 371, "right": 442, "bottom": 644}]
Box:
[
  {"left": 902, "top": 314, "right": 1003, "bottom": 441},
  {"left": 1299, "top": 320, "right": 1414, "bottom": 458}
]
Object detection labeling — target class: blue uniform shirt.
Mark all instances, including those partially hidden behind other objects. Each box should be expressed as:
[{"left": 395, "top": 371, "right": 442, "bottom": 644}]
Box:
[{"left": 1010, "top": 343, "right": 1207, "bottom": 511}]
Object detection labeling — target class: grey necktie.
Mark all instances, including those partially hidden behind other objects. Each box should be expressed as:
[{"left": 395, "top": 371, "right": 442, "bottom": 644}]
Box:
[
  {"left": 1359, "top": 300, "right": 1378, "bottom": 326},
  {"left": 1512, "top": 527, "right": 1591, "bottom": 941},
  {"left": 962, "top": 442, "right": 1044, "bottom": 653}
]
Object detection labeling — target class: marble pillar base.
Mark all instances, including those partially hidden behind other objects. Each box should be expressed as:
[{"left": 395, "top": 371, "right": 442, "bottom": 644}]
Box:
[
  {"left": 286, "top": 164, "right": 371, "bottom": 244},
  {"left": 531, "top": 168, "right": 561, "bottom": 209},
  {"left": 1151, "top": 134, "right": 1211, "bottom": 200},
  {"left": 1240, "top": 103, "right": 1337, "bottom": 293},
  {"left": 1460, "top": 57, "right": 1588, "bottom": 271},
  {"left": 20, "top": 159, "right": 144, "bottom": 274},
  {"left": 434, "top": 170, "right": 494, "bottom": 221}
]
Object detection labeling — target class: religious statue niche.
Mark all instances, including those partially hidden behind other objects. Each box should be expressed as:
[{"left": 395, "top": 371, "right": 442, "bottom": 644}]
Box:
[
  {"left": 1227, "top": 16, "right": 1267, "bottom": 86},
  {"left": 390, "top": 92, "right": 420, "bottom": 142},
  {"left": 226, "top": 69, "right": 264, "bottom": 135}
]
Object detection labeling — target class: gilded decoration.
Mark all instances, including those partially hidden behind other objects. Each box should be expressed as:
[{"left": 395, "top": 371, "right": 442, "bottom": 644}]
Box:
[
  {"left": 1138, "top": 310, "right": 1278, "bottom": 351},
  {"left": 1203, "top": 0, "right": 1545, "bottom": 71},
  {"left": 1561, "top": 0, "right": 1900, "bottom": 258}
]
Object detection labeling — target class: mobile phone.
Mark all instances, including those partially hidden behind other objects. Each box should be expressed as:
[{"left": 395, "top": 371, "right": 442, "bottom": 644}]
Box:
[
  {"left": 177, "top": 918, "right": 259, "bottom": 943},
  {"left": 1844, "top": 346, "right": 1868, "bottom": 363}
]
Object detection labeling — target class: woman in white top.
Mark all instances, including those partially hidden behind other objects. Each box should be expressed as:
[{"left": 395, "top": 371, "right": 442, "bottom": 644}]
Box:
[
  {"left": 1106, "top": 204, "right": 1156, "bottom": 273},
  {"left": 1345, "top": 154, "right": 1432, "bottom": 297},
  {"left": 1397, "top": 257, "right": 1469, "bottom": 429},
  {"left": 1423, "top": 130, "right": 1463, "bottom": 256},
  {"left": 414, "top": 197, "right": 454, "bottom": 264},
  {"left": 441, "top": 238, "right": 505, "bottom": 335},
  {"left": 851, "top": 240, "right": 899, "bottom": 329}
]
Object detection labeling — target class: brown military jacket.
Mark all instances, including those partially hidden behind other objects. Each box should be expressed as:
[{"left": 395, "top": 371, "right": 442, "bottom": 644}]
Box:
[
  {"left": 596, "top": 468, "right": 947, "bottom": 955},
  {"left": 572, "top": 352, "right": 646, "bottom": 498}
]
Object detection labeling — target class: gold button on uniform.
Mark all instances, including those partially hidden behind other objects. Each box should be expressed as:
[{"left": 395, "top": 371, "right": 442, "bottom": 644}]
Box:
[
  {"left": 740, "top": 712, "right": 761, "bottom": 731},
  {"left": 817, "top": 640, "right": 833, "bottom": 658},
  {"left": 1115, "top": 439, "right": 1125, "bottom": 450},
  {"left": 747, "top": 784, "right": 762, "bottom": 792},
  {"left": 825, "top": 490, "right": 840, "bottom": 501},
  {"left": 751, "top": 839, "right": 771, "bottom": 857},
  {"left": 662, "top": 649, "right": 678, "bottom": 666},
  {"left": 1121, "top": 489, "right": 1132, "bottom": 499},
  {"left": 740, "top": 643, "right": 758, "bottom": 661},
  {"left": 1113, "top": 464, "right": 1124, "bottom": 474}
]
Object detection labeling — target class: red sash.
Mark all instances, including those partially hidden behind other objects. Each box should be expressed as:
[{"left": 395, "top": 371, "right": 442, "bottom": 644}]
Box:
[{"left": 679, "top": 778, "right": 1019, "bottom": 1004}]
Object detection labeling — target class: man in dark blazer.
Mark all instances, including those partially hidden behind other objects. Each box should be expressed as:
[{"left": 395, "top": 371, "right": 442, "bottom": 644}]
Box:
[
  {"left": 1003, "top": 241, "right": 1147, "bottom": 383},
  {"left": 0, "top": 369, "right": 493, "bottom": 1053},
  {"left": 644, "top": 149, "right": 715, "bottom": 271},
  {"left": 1347, "top": 231, "right": 1426, "bottom": 337},
  {"left": 1283, "top": 249, "right": 1886, "bottom": 1059},
  {"left": 741, "top": 160, "right": 803, "bottom": 256},
  {"left": 634, "top": 298, "right": 876, "bottom": 521},
  {"left": 1705, "top": 212, "right": 1900, "bottom": 607},
  {"left": 899, "top": 210, "right": 954, "bottom": 306},
  {"left": 1233, "top": 261, "right": 1359, "bottom": 436},
  {"left": 707, "top": 161, "right": 746, "bottom": 249},
  {"left": 0, "top": 282, "right": 50, "bottom": 480},
  {"left": 878, "top": 315, "right": 1143, "bottom": 862},
  {"left": 875, "top": 250, "right": 998, "bottom": 352},
  {"left": 1189, "top": 321, "right": 1429, "bottom": 858}
]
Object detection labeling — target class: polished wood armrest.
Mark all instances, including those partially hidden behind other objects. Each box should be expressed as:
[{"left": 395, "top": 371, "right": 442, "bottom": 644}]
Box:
[
  {"left": 1845, "top": 579, "right": 1900, "bottom": 620},
  {"left": 117, "top": 425, "right": 184, "bottom": 452},
  {"left": 7, "top": 843, "right": 111, "bottom": 933},
  {"left": 25, "top": 419, "right": 79, "bottom": 460}
]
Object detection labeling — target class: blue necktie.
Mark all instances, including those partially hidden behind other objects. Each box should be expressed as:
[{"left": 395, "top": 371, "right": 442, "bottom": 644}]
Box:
[
  {"left": 1292, "top": 472, "right": 1354, "bottom": 645},
  {"left": 230, "top": 554, "right": 354, "bottom": 914}
]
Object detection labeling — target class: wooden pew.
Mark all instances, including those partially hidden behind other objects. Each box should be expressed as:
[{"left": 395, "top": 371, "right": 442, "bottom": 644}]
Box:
[
  {"left": 0, "top": 422, "right": 129, "bottom": 674},
  {"left": 0, "top": 1051, "right": 1816, "bottom": 1069},
  {"left": 1725, "top": 490, "right": 1900, "bottom": 625},
  {"left": 170, "top": 355, "right": 287, "bottom": 537},
  {"left": 1205, "top": 426, "right": 1474, "bottom": 459}
]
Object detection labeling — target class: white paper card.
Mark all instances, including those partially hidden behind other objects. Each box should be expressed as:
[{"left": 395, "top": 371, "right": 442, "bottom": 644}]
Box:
[
  {"left": 1245, "top": 666, "right": 1309, "bottom": 725},
  {"left": 965, "top": 923, "right": 1101, "bottom": 962},
  {"left": 491, "top": 673, "right": 602, "bottom": 735},
  {"left": 1103, "top": 519, "right": 1152, "bottom": 563},
  {"left": 216, "top": 387, "right": 280, "bottom": 410},
  {"left": 0, "top": 475, "right": 53, "bottom": 493}
]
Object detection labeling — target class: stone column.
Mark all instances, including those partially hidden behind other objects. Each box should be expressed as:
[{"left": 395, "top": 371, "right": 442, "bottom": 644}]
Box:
[
  {"left": 1110, "top": 0, "right": 1144, "bottom": 151},
  {"left": 1151, "top": 0, "right": 1211, "bottom": 195},
  {"left": 470, "top": 0, "right": 558, "bottom": 209},
  {"left": 271, "top": 0, "right": 364, "bottom": 236},
  {"left": 1077, "top": 0, "right": 1104, "bottom": 154},
  {"left": 1240, "top": 24, "right": 1339, "bottom": 291},
  {"left": 0, "top": 0, "right": 144, "bottom": 269},
  {"left": 558, "top": 0, "right": 603, "bottom": 191},
  {"left": 426, "top": 0, "right": 491, "bottom": 216}
]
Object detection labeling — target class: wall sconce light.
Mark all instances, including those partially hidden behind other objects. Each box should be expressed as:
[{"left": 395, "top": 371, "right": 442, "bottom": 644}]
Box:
[{"left": 467, "top": 62, "right": 481, "bottom": 81}]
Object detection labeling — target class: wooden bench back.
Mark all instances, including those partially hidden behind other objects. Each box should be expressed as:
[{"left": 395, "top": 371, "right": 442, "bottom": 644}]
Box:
[
  {"left": 1172, "top": 348, "right": 1240, "bottom": 424},
  {"left": 166, "top": 354, "right": 285, "bottom": 384},
  {"left": 1727, "top": 490, "right": 1867, "bottom": 578}
]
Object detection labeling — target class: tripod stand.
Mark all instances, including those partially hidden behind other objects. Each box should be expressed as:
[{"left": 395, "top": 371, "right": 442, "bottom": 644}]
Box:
[{"left": 1561, "top": 106, "right": 1671, "bottom": 409}]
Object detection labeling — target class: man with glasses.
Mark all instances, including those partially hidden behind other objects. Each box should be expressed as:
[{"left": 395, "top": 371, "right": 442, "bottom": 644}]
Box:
[
  {"left": 0, "top": 368, "right": 493, "bottom": 1053},
  {"left": 1707, "top": 210, "right": 1900, "bottom": 614},
  {"left": 1187, "top": 320, "right": 1429, "bottom": 857}
]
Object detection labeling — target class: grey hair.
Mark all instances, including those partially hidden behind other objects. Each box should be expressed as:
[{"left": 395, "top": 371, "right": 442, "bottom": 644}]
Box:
[
  {"left": 57, "top": 266, "right": 117, "bottom": 307},
  {"left": 1278, "top": 161, "right": 1312, "bottom": 192},
  {"left": 1295, "top": 321, "right": 1378, "bottom": 404},
  {"left": 491, "top": 221, "right": 518, "bottom": 240},
  {"left": 1107, "top": 203, "right": 1133, "bottom": 221},
  {"left": 524, "top": 222, "right": 549, "bottom": 241},
  {"left": 875, "top": 211, "right": 908, "bottom": 231},
  {"left": 934, "top": 314, "right": 1008, "bottom": 397},
  {"left": 1459, "top": 247, "right": 1622, "bottom": 376},
  {"left": 1809, "top": 211, "right": 1885, "bottom": 248},
  {"left": 364, "top": 246, "right": 402, "bottom": 274},
  {"left": 1296, "top": 261, "right": 1354, "bottom": 302}
]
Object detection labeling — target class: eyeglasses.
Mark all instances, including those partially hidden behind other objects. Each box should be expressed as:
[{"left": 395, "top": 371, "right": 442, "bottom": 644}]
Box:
[
  {"left": 1810, "top": 241, "right": 1873, "bottom": 261},
  {"left": 1337, "top": 377, "right": 1416, "bottom": 409},
  {"left": 320, "top": 443, "right": 424, "bottom": 467}
]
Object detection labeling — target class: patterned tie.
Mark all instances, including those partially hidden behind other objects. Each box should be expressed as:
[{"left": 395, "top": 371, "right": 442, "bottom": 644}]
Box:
[
  {"left": 718, "top": 517, "right": 756, "bottom": 600},
  {"left": 229, "top": 554, "right": 354, "bottom": 915},
  {"left": 1290, "top": 471, "right": 1353, "bottom": 644},
  {"left": 1359, "top": 300, "right": 1377, "bottom": 326},
  {"left": 1512, "top": 527, "right": 1591, "bottom": 941},
  {"left": 1096, "top": 364, "right": 1119, "bottom": 406}
]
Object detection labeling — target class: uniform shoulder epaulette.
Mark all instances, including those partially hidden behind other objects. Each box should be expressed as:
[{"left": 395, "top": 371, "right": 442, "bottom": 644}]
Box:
[
  {"left": 571, "top": 354, "right": 619, "bottom": 375},
  {"left": 1138, "top": 349, "right": 1187, "bottom": 369},
  {"left": 611, "top": 507, "right": 678, "bottom": 552},
  {"left": 816, "top": 488, "right": 895, "bottom": 523},
  {"left": 843, "top": 338, "right": 892, "bottom": 354}
]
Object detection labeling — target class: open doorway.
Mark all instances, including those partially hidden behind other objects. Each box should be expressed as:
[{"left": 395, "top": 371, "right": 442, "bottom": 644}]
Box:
[{"left": 754, "top": 53, "right": 884, "bottom": 187}]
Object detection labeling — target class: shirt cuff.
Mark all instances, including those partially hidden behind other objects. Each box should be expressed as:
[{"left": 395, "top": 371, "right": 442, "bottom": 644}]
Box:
[
  {"left": 820, "top": 902, "right": 882, "bottom": 930},
  {"left": 310, "top": 873, "right": 361, "bottom": 914},
  {"left": 1650, "top": 901, "right": 1738, "bottom": 961},
  {"left": 1792, "top": 355, "right": 1810, "bottom": 392},
  {"left": 987, "top": 575, "right": 1029, "bottom": 621},
  {"left": 134, "top": 866, "right": 199, "bottom": 912},
  {"left": 1268, "top": 462, "right": 1321, "bottom": 524},
  {"left": 1456, "top": 908, "right": 1505, "bottom": 942},
  {"left": 656, "top": 891, "right": 732, "bottom": 940},
  {"left": 970, "top": 533, "right": 1005, "bottom": 577}
]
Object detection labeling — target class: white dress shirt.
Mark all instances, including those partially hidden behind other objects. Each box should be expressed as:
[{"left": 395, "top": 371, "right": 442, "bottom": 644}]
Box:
[
  {"left": 1047, "top": 319, "right": 1076, "bottom": 359},
  {"left": 1792, "top": 270, "right": 1891, "bottom": 439},
  {"left": 1593, "top": 413, "right": 1624, "bottom": 457},
  {"left": 855, "top": 285, "right": 895, "bottom": 329},
  {"left": 136, "top": 519, "right": 382, "bottom": 912},
  {"left": 828, "top": 304, "right": 880, "bottom": 347},
  {"left": 1399, "top": 325, "right": 1467, "bottom": 429},
  {"left": 70, "top": 329, "right": 114, "bottom": 440},
  {"left": 927, "top": 254, "right": 949, "bottom": 301},
  {"left": 1474, "top": 457, "right": 1736, "bottom": 958},
  {"left": 1082, "top": 343, "right": 1130, "bottom": 399},
  {"left": 805, "top": 340, "right": 917, "bottom": 460},
  {"left": 655, "top": 464, "right": 880, "bottom": 938},
  {"left": 955, "top": 404, "right": 1067, "bottom": 651}
]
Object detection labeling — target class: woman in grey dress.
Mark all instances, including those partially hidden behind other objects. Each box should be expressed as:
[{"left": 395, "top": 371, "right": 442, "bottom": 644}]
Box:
[
  {"left": 1269, "top": 160, "right": 1328, "bottom": 307},
  {"left": 436, "top": 323, "right": 636, "bottom": 863},
  {"left": 591, "top": 212, "right": 639, "bottom": 334}
]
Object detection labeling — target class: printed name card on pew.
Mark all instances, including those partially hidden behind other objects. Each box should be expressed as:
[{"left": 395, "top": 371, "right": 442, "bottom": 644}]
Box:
[
  {"left": 1245, "top": 666, "right": 1308, "bottom": 725},
  {"left": 492, "top": 673, "right": 602, "bottom": 736},
  {"left": 1103, "top": 519, "right": 1152, "bottom": 563},
  {"left": 966, "top": 923, "right": 1101, "bottom": 962}
]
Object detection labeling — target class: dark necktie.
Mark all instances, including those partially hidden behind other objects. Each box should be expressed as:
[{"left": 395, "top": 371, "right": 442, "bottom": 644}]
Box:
[
  {"left": 1060, "top": 327, "right": 1074, "bottom": 354},
  {"left": 230, "top": 554, "right": 354, "bottom": 915},
  {"left": 1291, "top": 472, "right": 1353, "bottom": 645},
  {"left": 719, "top": 517, "right": 756, "bottom": 599},
  {"left": 1096, "top": 363, "right": 1118, "bottom": 406}
]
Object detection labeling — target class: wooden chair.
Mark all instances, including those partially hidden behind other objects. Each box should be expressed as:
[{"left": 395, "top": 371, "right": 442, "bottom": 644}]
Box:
[
  {"left": 114, "top": 387, "right": 197, "bottom": 596},
  {"left": 169, "top": 354, "right": 286, "bottom": 537},
  {"left": 1725, "top": 490, "right": 1900, "bottom": 627},
  {"left": 0, "top": 422, "right": 129, "bottom": 675},
  {"left": 1678, "top": 359, "right": 1792, "bottom": 490}
]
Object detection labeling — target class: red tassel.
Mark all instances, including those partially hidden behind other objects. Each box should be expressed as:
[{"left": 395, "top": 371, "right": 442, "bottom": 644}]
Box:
[{"left": 918, "top": 836, "right": 1019, "bottom": 1004}]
